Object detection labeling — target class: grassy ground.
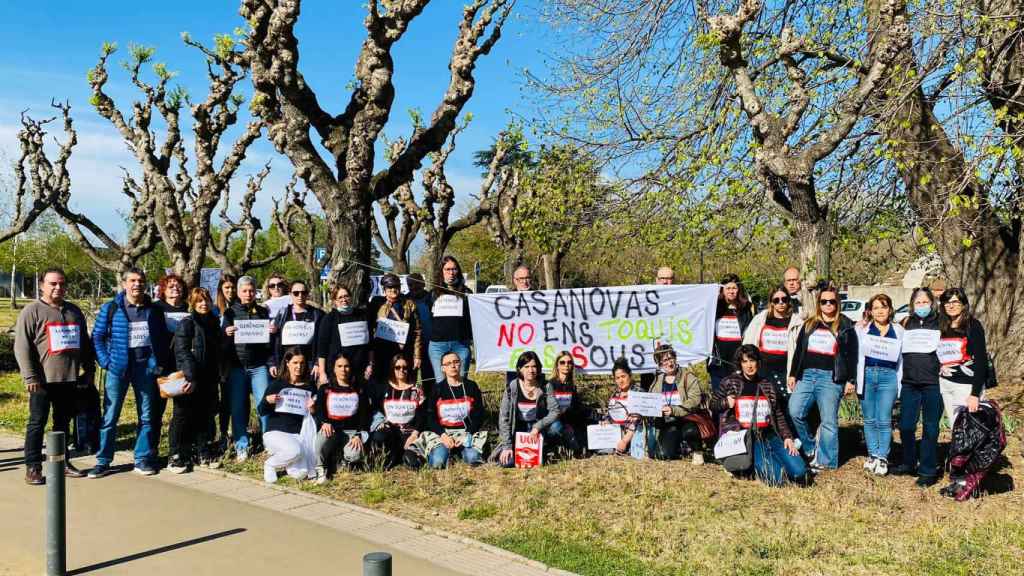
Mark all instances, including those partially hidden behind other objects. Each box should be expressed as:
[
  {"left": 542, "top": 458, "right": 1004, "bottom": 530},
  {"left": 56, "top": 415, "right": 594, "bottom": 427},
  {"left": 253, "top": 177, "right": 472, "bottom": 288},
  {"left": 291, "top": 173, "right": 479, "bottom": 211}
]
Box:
[{"left": 1, "top": 370, "right": 1022, "bottom": 576}]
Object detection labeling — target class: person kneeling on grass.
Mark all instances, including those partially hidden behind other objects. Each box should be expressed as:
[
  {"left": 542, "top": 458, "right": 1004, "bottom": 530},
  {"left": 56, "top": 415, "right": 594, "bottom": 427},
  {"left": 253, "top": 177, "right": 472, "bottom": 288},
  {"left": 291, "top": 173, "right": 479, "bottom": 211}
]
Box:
[
  {"left": 595, "top": 358, "right": 644, "bottom": 458},
  {"left": 493, "top": 351, "right": 562, "bottom": 467},
  {"left": 714, "top": 345, "right": 809, "bottom": 487},
  {"left": 368, "top": 354, "right": 427, "bottom": 469},
  {"left": 421, "top": 351, "right": 486, "bottom": 469},
  {"left": 258, "top": 347, "right": 318, "bottom": 483},
  {"left": 645, "top": 346, "right": 712, "bottom": 465},
  {"left": 314, "top": 353, "right": 369, "bottom": 484}
]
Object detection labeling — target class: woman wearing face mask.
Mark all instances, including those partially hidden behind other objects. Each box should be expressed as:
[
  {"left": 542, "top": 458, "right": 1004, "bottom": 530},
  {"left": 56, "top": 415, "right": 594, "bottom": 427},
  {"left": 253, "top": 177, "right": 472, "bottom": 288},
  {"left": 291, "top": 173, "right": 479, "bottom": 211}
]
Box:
[
  {"left": 427, "top": 256, "right": 473, "bottom": 384},
  {"left": 494, "top": 351, "right": 561, "bottom": 467},
  {"left": 645, "top": 347, "right": 709, "bottom": 464},
  {"left": 314, "top": 353, "right": 369, "bottom": 483},
  {"left": 787, "top": 284, "right": 858, "bottom": 472},
  {"left": 708, "top": 274, "right": 755, "bottom": 393},
  {"left": 714, "top": 345, "right": 808, "bottom": 486},
  {"left": 892, "top": 288, "right": 943, "bottom": 486},
  {"left": 854, "top": 294, "right": 904, "bottom": 476},
  {"left": 316, "top": 285, "right": 373, "bottom": 385},
  {"left": 743, "top": 284, "right": 802, "bottom": 398},
  {"left": 258, "top": 348, "right": 318, "bottom": 483}
]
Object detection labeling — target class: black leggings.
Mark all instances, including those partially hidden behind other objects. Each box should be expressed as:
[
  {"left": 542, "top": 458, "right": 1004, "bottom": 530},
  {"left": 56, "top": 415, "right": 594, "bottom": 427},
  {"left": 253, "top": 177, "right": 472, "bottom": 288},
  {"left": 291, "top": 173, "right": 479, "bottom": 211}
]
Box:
[
  {"left": 369, "top": 425, "right": 420, "bottom": 469},
  {"left": 648, "top": 421, "right": 702, "bottom": 460}
]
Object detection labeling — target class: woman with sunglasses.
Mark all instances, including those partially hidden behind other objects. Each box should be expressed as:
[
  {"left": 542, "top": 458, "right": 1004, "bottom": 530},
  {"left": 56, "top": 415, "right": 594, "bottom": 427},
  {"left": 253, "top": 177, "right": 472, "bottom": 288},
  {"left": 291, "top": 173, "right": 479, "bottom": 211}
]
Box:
[
  {"left": 937, "top": 288, "right": 989, "bottom": 429},
  {"left": 708, "top": 273, "right": 755, "bottom": 393},
  {"left": 270, "top": 280, "right": 323, "bottom": 379},
  {"left": 368, "top": 354, "right": 426, "bottom": 469},
  {"left": 645, "top": 346, "right": 709, "bottom": 464},
  {"left": 787, "top": 284, "right": 858, "bottom": 472},
  {"left": 744, "top": 284, "right": 802, "bottom": 397},
  {"left": 423, "top": 351, "right": 485, "bottom": 468},
  {"left": 494, "top": 351, "right": 561, "bottom": 467},
  {"left": 892, "top": 287, "right": 943, "bottom": 486},
  {"left": 262, "top": 274, "right": 287, "bottom": 302},
  {"left": 316, "top": 285, "right": 373, "bottom": 386},
  {"left": 547, "top": 351, "right": 589, "bottom": 455},
  {"left": 853, "top": 294, "right": 904, "bottom": 476}
]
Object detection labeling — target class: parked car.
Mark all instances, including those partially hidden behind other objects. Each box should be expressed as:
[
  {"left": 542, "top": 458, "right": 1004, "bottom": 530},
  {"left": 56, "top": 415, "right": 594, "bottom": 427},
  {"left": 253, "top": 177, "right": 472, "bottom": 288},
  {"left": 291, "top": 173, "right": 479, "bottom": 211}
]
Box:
[
  {"left": 840, "top": 299, "right": 866, "bottom": 322},
  {"left": 894, "top": 304, "right": 909, "bottom": 323},
  {"left": 484, "top": 284, "right": 509, "bottom": 294}
]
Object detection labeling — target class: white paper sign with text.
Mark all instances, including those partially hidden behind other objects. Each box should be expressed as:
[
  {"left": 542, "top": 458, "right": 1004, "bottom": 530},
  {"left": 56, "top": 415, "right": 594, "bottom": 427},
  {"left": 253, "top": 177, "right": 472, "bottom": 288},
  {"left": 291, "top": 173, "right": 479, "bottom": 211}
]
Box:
[{"left": 234, "top": 319, "right": 271, "bottom": 344}]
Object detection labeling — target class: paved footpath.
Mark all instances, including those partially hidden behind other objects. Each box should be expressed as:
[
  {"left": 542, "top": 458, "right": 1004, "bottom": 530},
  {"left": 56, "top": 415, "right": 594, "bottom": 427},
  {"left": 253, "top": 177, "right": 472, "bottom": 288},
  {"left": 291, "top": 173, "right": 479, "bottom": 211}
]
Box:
[{"left": 0, "top": 433, "right": 574, "bottom": 576}]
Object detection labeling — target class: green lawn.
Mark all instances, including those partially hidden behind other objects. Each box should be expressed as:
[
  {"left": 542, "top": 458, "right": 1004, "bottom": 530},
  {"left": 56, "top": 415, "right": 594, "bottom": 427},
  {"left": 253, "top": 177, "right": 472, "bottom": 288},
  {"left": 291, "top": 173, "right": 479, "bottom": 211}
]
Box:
[{"left": 2, "top": 370, "right": 1022, "bottom": 576}]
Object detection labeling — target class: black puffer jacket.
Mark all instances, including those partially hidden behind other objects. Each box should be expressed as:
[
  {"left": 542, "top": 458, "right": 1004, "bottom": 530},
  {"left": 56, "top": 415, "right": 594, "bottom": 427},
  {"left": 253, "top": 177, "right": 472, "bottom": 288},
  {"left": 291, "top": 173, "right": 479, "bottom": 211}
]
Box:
[
  {"left": 173, "top": 312, "right": 222, "bottom": 383},
  {"left": 901, "top": 314, "right": 941, "bottom": 387},
  {"left": 222, "top": 301, "right": 272, "bottom": 369}
]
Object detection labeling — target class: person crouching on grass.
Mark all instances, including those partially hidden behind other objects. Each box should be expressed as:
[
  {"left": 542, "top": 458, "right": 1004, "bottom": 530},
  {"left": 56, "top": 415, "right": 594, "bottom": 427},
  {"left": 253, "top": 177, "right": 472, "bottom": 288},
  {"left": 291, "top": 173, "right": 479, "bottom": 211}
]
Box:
[
  {"left": 597, "top": 357, "right": 643, "bottom": 458},
  {"left": 314, "top": 353, "right": 369, "bottom": 484},
  {"left": 258, "top": 347, "right": 318, "bottom": 483},
  {"left": 422, "top": 351, "right": 486, "bottom": 469},
  {"left": 493, "top": 351, "right": 562, "bottom": 467},
  {"left": 714, "top": 345, "right": 809, "bottom": 487}
]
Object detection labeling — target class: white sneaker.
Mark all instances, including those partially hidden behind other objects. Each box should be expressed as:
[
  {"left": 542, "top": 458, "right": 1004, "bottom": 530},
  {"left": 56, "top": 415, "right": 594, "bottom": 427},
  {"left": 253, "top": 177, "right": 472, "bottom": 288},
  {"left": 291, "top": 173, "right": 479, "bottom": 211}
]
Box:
[
  {"left": 235, "top": 448, "right": 248, "bottom": 463},
  {"left": 315, "top": 466, "right": 328, "bottom": 486},
  {"left": 863, "top": 457, "right": 877, "bottom": 473},
  {"left": 263, "top": 463, "right": 277, "bottom": 484},
  {"left": 874, "top": 459, "right": 888, "bottom": 476},
  {"left": 691, "top": 452, "right": 704, "bottom": 466}
]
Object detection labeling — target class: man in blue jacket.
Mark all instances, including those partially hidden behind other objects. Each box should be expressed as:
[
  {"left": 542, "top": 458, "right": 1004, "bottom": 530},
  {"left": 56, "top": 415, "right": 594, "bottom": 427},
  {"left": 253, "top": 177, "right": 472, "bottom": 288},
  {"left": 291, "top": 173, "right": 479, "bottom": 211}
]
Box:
[{"left": 89, "top": 268, "right": 170, "bottom": 478}]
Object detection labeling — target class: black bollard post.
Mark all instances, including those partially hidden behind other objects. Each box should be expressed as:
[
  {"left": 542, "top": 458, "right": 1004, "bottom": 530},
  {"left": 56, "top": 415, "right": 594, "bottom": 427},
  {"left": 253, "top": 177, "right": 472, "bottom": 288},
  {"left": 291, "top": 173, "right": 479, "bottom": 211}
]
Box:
[
  {"left": 363, "top": 552, "right": 392, "bottom": 576},
  {"left": 45, "top": 431, "right": 66, "bottom": 576}
]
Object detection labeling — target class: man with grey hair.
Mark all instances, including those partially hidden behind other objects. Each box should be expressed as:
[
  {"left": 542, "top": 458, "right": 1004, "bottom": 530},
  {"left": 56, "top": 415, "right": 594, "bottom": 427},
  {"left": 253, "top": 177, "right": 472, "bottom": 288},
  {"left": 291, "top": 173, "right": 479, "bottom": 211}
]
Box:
[
  {"left": 512, "top": 265, "right": 533, "bottom": 292},
  {"left": 222, "top": 275, "right": 276, "bottom": 462},
  {"left": 89, "top": 267, "right": 170, "bottom": 478},
  {"left": 655, "top": 266, "right": 675, "bottom": 285}
]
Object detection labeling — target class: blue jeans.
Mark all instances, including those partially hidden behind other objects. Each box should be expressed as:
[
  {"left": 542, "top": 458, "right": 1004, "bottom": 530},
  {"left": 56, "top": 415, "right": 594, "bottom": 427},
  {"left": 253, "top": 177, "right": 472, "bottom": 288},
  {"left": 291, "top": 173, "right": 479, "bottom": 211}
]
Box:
[
  {"left": 427, "top": 444, "right": 483, "bottom": 469},
  {"left": 96, "top": 363, "right": 158, "bottom": 467},
  {"left": 788, "top": 368, "right": 843, "bottom": 469},
  {"left": 860, "top": 366, "right": 898, "bottom": 460},
  {"left": 227, "top": 366, "right": 270, "bottom": 452},
  {"left": 899, "top": 383, "right": 942, "bottom": 477},
  {"left": 427, "top": 340, "right": 471, "bottom": 384},
  {"left": 753, "top": 434, "right": 808, "bottom": 486}
]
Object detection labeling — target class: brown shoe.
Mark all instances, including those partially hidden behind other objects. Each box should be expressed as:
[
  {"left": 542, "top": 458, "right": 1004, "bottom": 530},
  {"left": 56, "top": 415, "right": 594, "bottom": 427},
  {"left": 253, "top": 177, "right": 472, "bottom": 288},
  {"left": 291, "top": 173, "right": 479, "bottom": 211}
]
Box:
[
  {"left": 25, "top": 465, "right": 44, "bottom": 485},
  {"left": 65, "top": 461, "right": 86, "bottom": 478}
]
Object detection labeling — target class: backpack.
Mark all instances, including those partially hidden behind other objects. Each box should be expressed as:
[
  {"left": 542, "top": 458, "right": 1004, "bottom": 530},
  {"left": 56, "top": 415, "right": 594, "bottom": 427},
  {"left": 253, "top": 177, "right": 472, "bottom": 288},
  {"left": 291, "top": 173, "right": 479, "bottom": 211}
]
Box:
[{"left": 985, "top": 353, "right": 998, "bottom": 389}]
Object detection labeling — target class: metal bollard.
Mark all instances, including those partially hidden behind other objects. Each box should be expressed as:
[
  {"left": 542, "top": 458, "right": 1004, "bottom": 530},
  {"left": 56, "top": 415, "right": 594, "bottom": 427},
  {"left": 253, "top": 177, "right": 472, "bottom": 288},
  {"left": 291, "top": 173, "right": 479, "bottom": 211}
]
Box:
[
  {"left": 363, "top": 552, "right": 392, "bottom": 576},
  {"left": 45, "top": 431, "right": 66, "bottom": 576}
]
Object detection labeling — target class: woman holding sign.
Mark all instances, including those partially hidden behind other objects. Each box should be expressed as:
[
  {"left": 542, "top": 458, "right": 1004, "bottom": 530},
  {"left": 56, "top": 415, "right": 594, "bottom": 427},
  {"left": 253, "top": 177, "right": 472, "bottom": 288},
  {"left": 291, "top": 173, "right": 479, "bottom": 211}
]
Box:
[
  {"left": 600, "top": 358, "right": 643, "bottom": 457},
  {"left": 713, "top": 345, "right": 808, "bottom": 486},
  {"left": 427, "top": 256, "right": 473, "bottom": 385},
  {"left": 169, "top": 288, "right": 222, "bottom": 472},
  {"left": 854, "top": 294, "right": 904, "bottom": 476},
  {"left": 369, "top": 274, "right": 422, "bottom": 383},
  {"left": 645, "top": 347, "right": 710, "bottom": 464},
  {"left": 937, "top": 288, "right": 989, "bottom": 431},
  {"left": 788, "top": 285, "right": 858, "bottom": 472},
  {"left": 271, "top": 280, "right": 323, "bottom": 378},
  {"left": 222, "top": 276, "right": 276, "bottom": 462},
  {"left": 313, "top": 353, "right": 369, "bottom": 483},
  {"left": 494, "top": 351, "right": 562, "bottom": 467},
  {"left": 743, "top": 285, "right": 801, "bottom": 396},
  {"left": 368, "top": 354, "right": 427, "bottom": 469},
  {"left": 708, "top": 274, "right": 754, "bottom": 393},
  {"left": 317, "top": 286, "right": 373, "bottom": 385},
  {"left": 423, "top": 351, "right": 486, "bottom": 468},
  {"left": 892, "top": 288, "right": 943, "bottom": 486},
  {"left": 258, "top": 347, "right": 318, "bottom": 483}
]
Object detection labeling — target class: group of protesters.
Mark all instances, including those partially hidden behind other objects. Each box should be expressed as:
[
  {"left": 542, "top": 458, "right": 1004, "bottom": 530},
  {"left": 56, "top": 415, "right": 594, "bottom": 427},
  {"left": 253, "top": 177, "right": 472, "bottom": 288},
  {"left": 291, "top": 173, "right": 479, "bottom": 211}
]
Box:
[{"left": 15, "top": 258, "right": 997, "bottom": 498}]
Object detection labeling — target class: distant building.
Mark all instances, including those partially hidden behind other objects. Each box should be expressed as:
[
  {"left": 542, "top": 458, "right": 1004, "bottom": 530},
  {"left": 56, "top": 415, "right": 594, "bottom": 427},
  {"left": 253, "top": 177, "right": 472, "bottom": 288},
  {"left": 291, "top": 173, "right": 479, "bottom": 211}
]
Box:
[{"left": 0, "top": 272, "right": 32, "bottom": 299}]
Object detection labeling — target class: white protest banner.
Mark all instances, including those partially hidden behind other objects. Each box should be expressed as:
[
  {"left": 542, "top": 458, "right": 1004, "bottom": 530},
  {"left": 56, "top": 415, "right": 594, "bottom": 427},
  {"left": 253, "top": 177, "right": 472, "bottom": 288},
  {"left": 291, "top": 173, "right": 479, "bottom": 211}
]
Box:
[
  {"left": 468, "top": 284, "right": 718, "bottom": 374},
  {"left": 626, "top": 390, "right": 665, "bottom": 417},
  {"left": 338, "top": 321, "right": 369, "bottom": 347},
  {"left": 234, "top": 319, "right": 271, "bottom": 344},
  {"left": 276, "top": 387, "right": 311, "bottom": 415},
  {"left": 902, "top": 329, "right": 940, "bottom": 354},
  {"left": 265, "top": 296, "right": 291, "bottom": 319},
  {"left": 587, "top": 424, "right": 622, "bottom": 451},
  {"left": 281, "top": 321, "right": 316, "bottom": 346},
  {"left": 514, "top": 431, "right": 543, "bottom": 468},
  {"left": 714, "top": 430, "right": 748, "bottom": 459},
  {"left": 375, "top": 318, "right": 410, "bottom": 344},
  {"left": 199, "top": 268, "right": 221, "bottom": 300},
  {"left": 164, "top": 312, "right": 189, "bottom": 334}
]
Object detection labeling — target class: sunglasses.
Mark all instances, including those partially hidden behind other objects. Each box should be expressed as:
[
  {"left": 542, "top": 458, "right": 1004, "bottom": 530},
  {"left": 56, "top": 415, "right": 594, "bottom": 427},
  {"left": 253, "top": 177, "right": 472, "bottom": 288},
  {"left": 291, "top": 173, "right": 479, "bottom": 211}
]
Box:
[
  {"left": 771, "top": 297, "right": 790, "bottom": 304},
  {"left": 292, "top": 290, "right": 308, "bottom": 296},
  {"left": 819, "top": 299, "right": 838, "bottom": 305},
  {"left": 557, "top": 360, "right": 573, "bottom": 366},
  {"left": 268, "top": 282, "right": 285, "bottom": 289},
  {"left": 394, "top": 365, "right": 409, "bottom": 371}
]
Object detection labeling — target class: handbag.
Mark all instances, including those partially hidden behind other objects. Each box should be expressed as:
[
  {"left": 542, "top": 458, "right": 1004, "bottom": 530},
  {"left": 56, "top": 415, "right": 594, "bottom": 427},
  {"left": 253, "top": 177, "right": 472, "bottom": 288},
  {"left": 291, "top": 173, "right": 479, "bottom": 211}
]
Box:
[
  {"left": 682, "top": 411, "right": 718, "bottom": 441},
  {"left": 714, "top": 382, "right": 771, "bottom": 474}
]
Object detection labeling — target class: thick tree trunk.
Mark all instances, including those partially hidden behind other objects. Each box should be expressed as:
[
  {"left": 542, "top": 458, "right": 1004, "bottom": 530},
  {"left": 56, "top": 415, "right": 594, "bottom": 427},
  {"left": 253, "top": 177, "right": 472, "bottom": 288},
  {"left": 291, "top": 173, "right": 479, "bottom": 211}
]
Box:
[
  {"left": 867, "top": 0, "right": 1024, "bottom": 385},
  {"left": 325, "top": 205, "right": 374, "bottom": 303},
  {"left": 541, "top": 252, "right": 563, "bottom": 290},
  {"left": 784, "top": 177, "right": 831, "bottom": 287},
  {"left": 391, "top": 258, "right": 410, "bottom": 276}
]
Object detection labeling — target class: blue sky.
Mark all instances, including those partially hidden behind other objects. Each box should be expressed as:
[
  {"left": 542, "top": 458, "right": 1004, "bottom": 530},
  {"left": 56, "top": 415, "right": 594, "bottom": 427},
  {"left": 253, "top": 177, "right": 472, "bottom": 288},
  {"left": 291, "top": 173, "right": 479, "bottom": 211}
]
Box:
[{"left": 0, "top": 1, "right": 554, "bottom": 243}]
